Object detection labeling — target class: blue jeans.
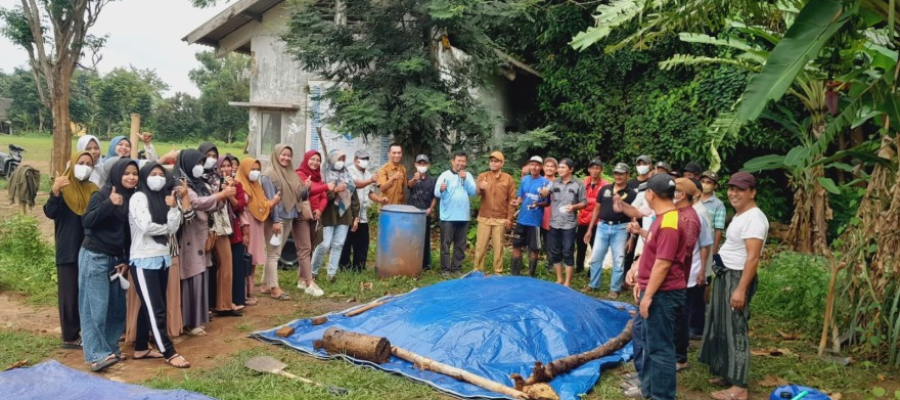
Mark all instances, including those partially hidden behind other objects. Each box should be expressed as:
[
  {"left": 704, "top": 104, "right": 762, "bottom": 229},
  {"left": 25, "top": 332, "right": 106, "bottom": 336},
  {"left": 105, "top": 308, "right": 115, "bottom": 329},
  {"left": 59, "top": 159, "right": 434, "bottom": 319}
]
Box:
[
  {"left": 632, "top": 312, "right": 644, "bottom": 374},
  {"left": 312, "top": 225, "right": 350, "bottom": 277},
  {"left": 78, "top": 247, "right": 126, "bottom": 364},
  {"left": 639, "top": 289, "right": 686, "bottom": 400},
  {"left": 588, "top": 223, "right": 628, "bottom": 291}
]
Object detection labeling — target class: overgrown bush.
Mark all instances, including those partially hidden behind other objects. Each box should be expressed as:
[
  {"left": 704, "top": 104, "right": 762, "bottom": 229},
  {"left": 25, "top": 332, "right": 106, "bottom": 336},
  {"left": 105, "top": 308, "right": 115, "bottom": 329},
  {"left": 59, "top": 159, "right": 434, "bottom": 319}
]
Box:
[
  {"left": 753, "top": 251, "right": 829, "bottom": 336},
  {"left": 0, "top": 215, "right": 57, "bottom": 305}
]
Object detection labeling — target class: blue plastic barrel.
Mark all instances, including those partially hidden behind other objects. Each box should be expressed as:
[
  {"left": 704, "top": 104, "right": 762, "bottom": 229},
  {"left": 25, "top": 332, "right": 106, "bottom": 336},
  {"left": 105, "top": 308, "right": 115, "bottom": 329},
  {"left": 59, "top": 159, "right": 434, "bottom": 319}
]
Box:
[{"left": 376, "top": 205, "right": 426, "bottom": 278}]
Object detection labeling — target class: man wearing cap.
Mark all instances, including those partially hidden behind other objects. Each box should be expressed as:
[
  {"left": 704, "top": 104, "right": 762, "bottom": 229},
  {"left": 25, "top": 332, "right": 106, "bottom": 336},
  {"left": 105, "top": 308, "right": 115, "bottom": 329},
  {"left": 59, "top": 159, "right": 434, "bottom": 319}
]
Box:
[
  {"left": 407, "top": 155, "right": 438, "bottom": 270},
  {"left": 376, "top": 143, "right": 407, "bottom": 206},
  {"left": 585, "top": 162, "right": 637, "bottom": 299},
  {"left": 671, "top": 178, "right": 708, "bottom": 374},
  {"left": 681, "top": 162, "right": 703, "bottom": 180},
  {"left": 656, "top": 161, "right": 672, "bottom": 176},
  {"left": 540, "top": 158, "right": 587, "bottom": 287},
  {"left": 699, "top": 172, "right": 767, "bottom": 400},
  {"left": 339, "top": 149, "right": 382, "bottom": 272},
  {"left": 511, "top": 156, "right": 550, "bottom": 276},
  {"left": 435, "top": 151, "right": 477, "bottom": 276},
  {"left": 474, "top": 151, "right": 516, "bottom": 274},
  {"left": 624, "top": 174, "right": 688, "bottom": 400},
  {"left": 576, "top": 159, "right": 608, "bottom": 274}
]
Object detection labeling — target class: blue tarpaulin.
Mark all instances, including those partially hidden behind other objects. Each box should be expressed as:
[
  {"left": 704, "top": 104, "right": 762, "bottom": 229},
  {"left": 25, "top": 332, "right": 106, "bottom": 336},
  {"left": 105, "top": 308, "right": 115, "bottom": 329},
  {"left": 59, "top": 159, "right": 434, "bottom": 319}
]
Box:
[
  {"left": 253, "top": 272, "right": 634, "bottom": 400},
  {"left": 0, "top": 360, "right": 216, "bottom": 400}
]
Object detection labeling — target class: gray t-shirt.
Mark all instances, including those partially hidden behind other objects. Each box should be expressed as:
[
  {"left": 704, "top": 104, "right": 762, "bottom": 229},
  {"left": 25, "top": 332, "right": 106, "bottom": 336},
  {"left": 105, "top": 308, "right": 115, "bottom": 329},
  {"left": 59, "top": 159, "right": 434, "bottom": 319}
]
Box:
[{"left": 548, "top": 178, "right": 586, "bottom": 230}]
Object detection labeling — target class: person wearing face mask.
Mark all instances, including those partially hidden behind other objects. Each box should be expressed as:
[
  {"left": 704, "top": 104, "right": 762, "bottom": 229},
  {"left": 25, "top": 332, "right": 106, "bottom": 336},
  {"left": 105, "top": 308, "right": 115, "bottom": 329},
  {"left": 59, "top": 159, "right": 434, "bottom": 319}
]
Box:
[
  {"left": 622, "top": 155, "right": 654, "bottom": 285},
  {"left": 700, "top": 170, "right": 726, "bottom": 262},
  {"left": 311, "top": 150, "right": 360, "bottom": 282},
  {"left": 79, "top": 158, "right": 139, "bottom": 372},
  {"left": 174, "top": 150, "right": 233, "bottom": 336},
  {"left": 127, "top": 162, "right": 191, "bottom": 368},
  {"left": 621, "top": 174, "right": 689, "bottom": 400},
  {"left": 340, "top": 149, "right": 380, "bottom": 272},
  {"left": 220, "top": 155, "right": 248, "bottom": 310},
  {"left": 235, "top": 157, "right": 277, "bottom": 305},
  {"left": 434, "top": 151, "right": 477, "bottom": 277},
  {"left": 77, "top": 135, "right": 103, "bottom": 186},
  {"left": 45, "top": 151, "right": 98, "bottom": 350},
  {"left": 407, "top": 155, "right": 438, "bottom": 270}
]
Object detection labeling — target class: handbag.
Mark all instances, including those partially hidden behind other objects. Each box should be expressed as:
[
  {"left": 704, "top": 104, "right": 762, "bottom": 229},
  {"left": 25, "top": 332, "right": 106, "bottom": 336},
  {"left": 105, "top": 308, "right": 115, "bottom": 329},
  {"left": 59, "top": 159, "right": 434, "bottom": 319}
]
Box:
[
  {"left": 300, "top": 200, "right": 314, "bottom": 221},
  {"left": 211, "top": 206, "right": 234, "bottom": 236}
]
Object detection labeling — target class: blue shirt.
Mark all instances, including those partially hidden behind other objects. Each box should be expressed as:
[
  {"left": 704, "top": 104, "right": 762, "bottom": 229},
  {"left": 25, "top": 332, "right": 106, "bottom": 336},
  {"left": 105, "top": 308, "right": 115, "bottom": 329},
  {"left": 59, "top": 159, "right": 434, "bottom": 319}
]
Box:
[
  {"left": 517, "top": 175, "right": 550, "bottom": 227},
  {"left": 434, "top": 170, "right": 477, "bottom": 221}
]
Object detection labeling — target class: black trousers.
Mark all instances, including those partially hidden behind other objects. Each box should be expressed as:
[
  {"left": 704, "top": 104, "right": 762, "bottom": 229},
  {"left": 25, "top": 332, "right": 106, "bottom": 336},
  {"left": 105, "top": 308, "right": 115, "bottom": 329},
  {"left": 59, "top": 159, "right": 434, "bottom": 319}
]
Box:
[
  {"left": 686, "top": 284, "right": 707, "bottom": 336},
  {"left": 440, "top": 221, "right": 468, "bottom": 273},
  {"left": 575, "top": 225, "right": 589, "bottom": 273},
  {"left": 231, "top": 242, "right": 246, "bottom": 306},
  {"left": 675, "top": 303, "right": 689, "bottom": 364},
  {"left": 57, "top": 263, "right": 80, "bottom": 342},
  {"left": 133, "top": 266, "right": 176, "bottom": 359},
  {"left": 339, "top": 222, "right": 369, "bottom": 272},
  {"left": 423, "top": 217, "right": 433, "bottom": 270}
]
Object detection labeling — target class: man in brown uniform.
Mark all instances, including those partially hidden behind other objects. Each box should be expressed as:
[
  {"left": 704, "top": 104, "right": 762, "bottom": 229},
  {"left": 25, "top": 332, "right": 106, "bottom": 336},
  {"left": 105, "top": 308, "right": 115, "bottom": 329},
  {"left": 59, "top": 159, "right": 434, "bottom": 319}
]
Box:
[
  {"left": 375, "top": 144, "right": 407, "bottom": 206},
  {"left": 474, "top": 151, "right": 516, "bottom": 274}
]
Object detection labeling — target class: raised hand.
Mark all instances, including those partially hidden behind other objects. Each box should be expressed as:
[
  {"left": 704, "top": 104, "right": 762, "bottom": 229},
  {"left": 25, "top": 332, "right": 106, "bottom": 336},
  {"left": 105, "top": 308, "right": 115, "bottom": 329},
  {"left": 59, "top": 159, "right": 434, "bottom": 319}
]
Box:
[
  {"left": 225, "top": 176, "right": 235, "bottom": 187},
  {"left": 272, "top": 190, "right": 283, "bottom": 205},
  {"left": 304, "top": 176, "right": 312, "bottom": 188},
  {"left": 165, "top": 195, "right": 176, "bottom": 208},
  {"left": 223, "top": 185, "right": 237, "bottom": 198},
  {"left": 110, "top": 186, "right": 123, "bottom": 206},
  {"left": 392, "top": 171, "right": 403, "bottom": 181},
  {"left": 458, "top": 170, "right": 467, "bottom": 180},
  {"left": 440, "top": 180, "right": 448, "bottom": 192},
  {"left": 479, "top": 176, "right": 488, "bottom": 191},
  {"left": 51, "top": 172, "right": 70, "bottom": 196}
]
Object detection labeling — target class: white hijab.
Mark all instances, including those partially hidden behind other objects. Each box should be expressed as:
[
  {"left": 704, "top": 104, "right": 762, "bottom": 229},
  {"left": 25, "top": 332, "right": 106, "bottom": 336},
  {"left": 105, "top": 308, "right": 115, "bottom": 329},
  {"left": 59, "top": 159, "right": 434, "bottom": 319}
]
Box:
[{"left": 76, "top": 135, "right": 103, "bottom": 186}]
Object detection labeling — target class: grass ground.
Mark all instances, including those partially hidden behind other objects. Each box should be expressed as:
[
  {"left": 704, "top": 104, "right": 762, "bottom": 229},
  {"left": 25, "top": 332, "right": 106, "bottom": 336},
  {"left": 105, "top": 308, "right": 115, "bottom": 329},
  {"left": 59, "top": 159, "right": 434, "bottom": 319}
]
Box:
[{"left": 0, "top": 134, "right": 897, "bottom": 399}]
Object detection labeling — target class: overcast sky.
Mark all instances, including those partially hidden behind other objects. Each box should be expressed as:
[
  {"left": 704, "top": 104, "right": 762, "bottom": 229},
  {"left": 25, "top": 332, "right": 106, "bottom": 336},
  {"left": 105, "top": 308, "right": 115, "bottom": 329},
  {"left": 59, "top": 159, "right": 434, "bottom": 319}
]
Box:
[{"left": 0, "top": 0, "right": 224, "bottom": 97}]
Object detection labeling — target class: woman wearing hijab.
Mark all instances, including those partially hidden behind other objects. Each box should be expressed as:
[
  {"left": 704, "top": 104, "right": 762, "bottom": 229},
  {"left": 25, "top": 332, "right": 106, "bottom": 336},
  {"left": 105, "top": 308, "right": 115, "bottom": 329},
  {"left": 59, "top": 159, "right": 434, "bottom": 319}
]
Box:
[
  {"left": 44, "top": 151, "right": 98, "bottom": 349},
  {"left": 218, "top": 154, "right": 248, "bottom": 309},
  {"left": 262, "top": 145, "right": 322, "bottom": 298},
  {"left": 198, "top": 143, "right": 241, "bottom": 316},
  {"left": 79, "top": 158, "right": 138, "bottom": 372},
  {"left": 76, "top": 135, "right": 103, "bottom": 186},
  {"left": 93, "top": 136, "right": 131, "bottom": 186},
  {"left": 175, "top": 149, "right": 233, "bottom": 336},
  {"left": 127, "top": 162, "right": 190, "bottom": 368},
  {"left": 235, "top": 157, "right": 278, "bottom": 304},
  {"left": 311, "top": 150, "right": 359, "bottom": 282}
]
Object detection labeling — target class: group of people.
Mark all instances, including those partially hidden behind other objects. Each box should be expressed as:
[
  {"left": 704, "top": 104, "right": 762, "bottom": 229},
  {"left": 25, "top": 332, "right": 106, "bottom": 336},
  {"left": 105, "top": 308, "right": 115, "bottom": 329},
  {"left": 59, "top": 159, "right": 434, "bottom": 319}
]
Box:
[{"left": 45, "top": 134, "right": 768, "bottom": 400}]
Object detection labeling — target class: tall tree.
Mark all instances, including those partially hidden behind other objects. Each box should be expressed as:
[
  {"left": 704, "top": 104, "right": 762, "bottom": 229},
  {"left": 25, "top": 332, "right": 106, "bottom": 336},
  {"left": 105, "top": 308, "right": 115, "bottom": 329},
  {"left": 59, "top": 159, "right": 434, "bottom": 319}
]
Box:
[
  {"left": 0, "top": 0, "right": 114, "bottom": 174},
  {"left": 188, "top": 51, "right": 249, "bottom": 143}
]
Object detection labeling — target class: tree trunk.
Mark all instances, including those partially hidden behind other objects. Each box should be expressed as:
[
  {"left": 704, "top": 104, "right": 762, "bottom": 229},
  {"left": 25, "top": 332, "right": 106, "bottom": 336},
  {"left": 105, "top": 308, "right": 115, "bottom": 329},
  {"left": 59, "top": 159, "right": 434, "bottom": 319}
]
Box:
[
  {"left": 50, "top": 68, "right": 72, "bottom": 175},
  {"left": 786, "top": 166, "right": 832, "bottom": 255},
  {"left": 313, "top": 327, "right": 392, "bottom": 364}
]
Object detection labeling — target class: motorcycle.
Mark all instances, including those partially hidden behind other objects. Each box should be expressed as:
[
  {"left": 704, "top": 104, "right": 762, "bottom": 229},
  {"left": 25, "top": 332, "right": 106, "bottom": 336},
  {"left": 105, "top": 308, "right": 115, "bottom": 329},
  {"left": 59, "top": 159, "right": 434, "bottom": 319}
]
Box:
[{"left": 0, "top": 144, "right": 24, "bottom": 178}]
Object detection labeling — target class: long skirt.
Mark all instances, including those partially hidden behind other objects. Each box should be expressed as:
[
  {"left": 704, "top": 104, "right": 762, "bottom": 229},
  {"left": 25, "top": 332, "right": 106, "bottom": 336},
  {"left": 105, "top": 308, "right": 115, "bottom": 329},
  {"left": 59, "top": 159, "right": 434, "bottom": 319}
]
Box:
[
  {"left": 211, "top": 236, "right": 233, "bottom": 311},
  {"left": 698, "top": 269, "right": 758, "bottom": 388},
  {"left": 181, "top": 270, "right": 210, "bottom": 329}
]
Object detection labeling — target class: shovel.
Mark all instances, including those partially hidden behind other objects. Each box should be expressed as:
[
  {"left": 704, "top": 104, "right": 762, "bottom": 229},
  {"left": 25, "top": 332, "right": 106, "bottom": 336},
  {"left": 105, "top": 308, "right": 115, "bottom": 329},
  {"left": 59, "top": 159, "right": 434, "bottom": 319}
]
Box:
[{"left": 245, "top": 356, "right": 349, "bottom": 396}]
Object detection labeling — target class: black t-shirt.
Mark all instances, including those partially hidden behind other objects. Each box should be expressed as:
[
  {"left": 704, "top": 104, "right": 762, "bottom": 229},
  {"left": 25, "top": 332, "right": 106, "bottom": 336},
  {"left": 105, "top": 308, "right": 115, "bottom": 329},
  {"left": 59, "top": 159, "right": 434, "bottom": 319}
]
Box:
[
  {"left": 407, "top": 173, "right": 437, "bottom": 210},
  {"left": 597, "top": 184, "right": 638, "bottom": 223},
  {"left": 626, "top": 177, "right": 647, "bottom": 192}
]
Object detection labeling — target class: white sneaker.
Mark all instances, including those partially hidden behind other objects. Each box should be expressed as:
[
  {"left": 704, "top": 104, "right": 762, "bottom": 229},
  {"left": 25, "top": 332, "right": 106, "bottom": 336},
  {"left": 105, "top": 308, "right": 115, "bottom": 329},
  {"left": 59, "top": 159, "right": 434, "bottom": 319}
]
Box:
[
  {"left": 305, "top": 282, "right": 324, "bottom": 297},
  {"left": 297, "top": 281, "right": 308, "bottom": 290}
]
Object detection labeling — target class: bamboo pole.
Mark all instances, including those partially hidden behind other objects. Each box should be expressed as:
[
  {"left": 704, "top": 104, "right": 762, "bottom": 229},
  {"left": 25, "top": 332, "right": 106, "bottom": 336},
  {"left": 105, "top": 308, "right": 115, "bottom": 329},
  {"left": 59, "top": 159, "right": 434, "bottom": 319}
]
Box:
[
  {"left": 390, "top": 346, "right": 531, "bottom": 399},
  {"left": 130, "top": 113, "right": 140, "bottom": 159},
  {"left": 343, "top": 299, "right": 389, "bottom": 317}
]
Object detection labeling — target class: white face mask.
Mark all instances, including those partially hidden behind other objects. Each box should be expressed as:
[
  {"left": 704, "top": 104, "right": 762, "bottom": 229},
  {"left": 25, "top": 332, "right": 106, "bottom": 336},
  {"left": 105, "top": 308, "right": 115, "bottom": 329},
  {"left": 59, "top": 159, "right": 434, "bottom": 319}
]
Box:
[
  {"left": 636, "top": 165, "right": 650, "bottom": 175},
  {"left": 249, "top": 170, "right": 261, "bottom": 182},
  {"left": 416, "top": 165, "right": 428, "bottom": 174},
  {"left": 204, "top": 157, "right": 217, "bottom": 169},
  {"left": 192, "top": 165, "right": 205, "bottom": 178},
  {"left": 147, "top": 176, "right": 166, "bottom": 192},
  {"left": 333, "top": 161, "right": 345, "bottom": 170},
  {"left": 73, "top": 165, "right": 93, "bottom": 181},
  {"left": 357, "top": 159, "right": 369, "bottom": 169}
]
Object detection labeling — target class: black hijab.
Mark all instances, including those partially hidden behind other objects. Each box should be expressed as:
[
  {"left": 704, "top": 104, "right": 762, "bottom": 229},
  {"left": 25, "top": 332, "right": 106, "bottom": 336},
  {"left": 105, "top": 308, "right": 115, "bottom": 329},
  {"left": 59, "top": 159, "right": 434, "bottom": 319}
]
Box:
[
  {"left": 175, "top": 149, "right": 210, "bottom": 196},
  {"left": 100, "top": 158, "right": 138, "bottom": 223},
  {"left": 198, "top": 142, "right": 221, "bottom": 187},
  {"left": 137, "top": 162, "right": 171, "bottom": 245}
]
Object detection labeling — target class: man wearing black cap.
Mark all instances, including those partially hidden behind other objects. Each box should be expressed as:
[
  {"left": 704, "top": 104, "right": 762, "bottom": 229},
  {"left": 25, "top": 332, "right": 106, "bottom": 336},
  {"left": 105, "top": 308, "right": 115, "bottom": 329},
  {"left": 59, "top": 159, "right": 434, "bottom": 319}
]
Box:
[
  {"left": 625, "top": 173, "right": 688, "bottom": 400},
  {"left": 576, "top": 159, "right": 608, "bottom": 274},
  {"left": 656, "top": 161, "right": 672, "bottom": 176},
  {"left": 585, "top": 162, "right": 636, "bottom": 299},
  {"left": 340, "top": 149, "right": 381, "bottom": 272},
  {"left": 681, "top": 162, "right": 703, "bottom": 180},
  {"left": 699, "top": 172, "right": 768, "bottom": 400},
  {"left": 407, "top": 155, "right": 438, "bottom": 270}
]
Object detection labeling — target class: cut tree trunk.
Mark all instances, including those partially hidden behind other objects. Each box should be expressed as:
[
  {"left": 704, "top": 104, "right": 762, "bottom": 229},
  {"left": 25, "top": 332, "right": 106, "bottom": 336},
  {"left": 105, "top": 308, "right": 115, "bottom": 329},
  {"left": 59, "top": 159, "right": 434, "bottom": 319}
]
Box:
[
  {"left": 313, "top": 327, "right": 391, "bottom": 364},
  {"left": 510, "top": 319, "right": 634, "bottom": 392}
]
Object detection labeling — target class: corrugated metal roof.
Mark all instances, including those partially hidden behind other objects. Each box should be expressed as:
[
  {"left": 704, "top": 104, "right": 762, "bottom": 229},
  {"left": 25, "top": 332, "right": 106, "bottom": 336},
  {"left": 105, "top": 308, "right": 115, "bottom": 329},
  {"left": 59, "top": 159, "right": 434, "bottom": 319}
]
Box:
[{"left": 183, "top": 0, "right": 283, "bottom": 48}]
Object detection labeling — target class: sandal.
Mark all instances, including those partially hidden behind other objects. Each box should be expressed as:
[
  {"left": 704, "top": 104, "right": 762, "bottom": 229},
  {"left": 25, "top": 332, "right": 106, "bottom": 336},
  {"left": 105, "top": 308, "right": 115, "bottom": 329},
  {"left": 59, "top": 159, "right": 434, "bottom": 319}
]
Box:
[
  {"left": 90, "top": 354, "right": 119, "bottom": 372},
  {"left": 215, "top": 309, "right": 243, "bottom": 317},
  {"left": 165, "top": 354, "right": 191, "bottom": 369},
  {"left": 61, "top": 339, "right": 82, "bottom": 350},
  {"left": 133, "top": 349, "right": 164, "bottom": 360},
  {"left": 271, "top": 292, "right": 292, "bottom": 301},
  {"left": 245, "top": 297, "right": 259, "bottom": 306},
  {"left": 189, "top": 327, "right": 208, "bottom": 336},
  {"left": 708, "top": 378, "right": 730, "bottom": 387}
]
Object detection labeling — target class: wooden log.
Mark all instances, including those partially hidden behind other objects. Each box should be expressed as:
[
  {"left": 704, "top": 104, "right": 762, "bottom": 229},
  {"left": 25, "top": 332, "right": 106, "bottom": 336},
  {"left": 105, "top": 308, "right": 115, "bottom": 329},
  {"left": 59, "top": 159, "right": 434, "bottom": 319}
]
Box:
[
  {"left": 310, "top": 316, "right": 328, "bottom": 326},
  {"left": 275, "top": 326, "right": 295, "bottom": 338},
  {"left": 511, "top": 319, "right": 634, "bottom": 391},
  {"left": 391, "top": 345, "right": 531, "bottom": 400},
  {"left": 313, "top": 327, "right": 391, "bottom": 364},
  {"left": 129, "top": 114, "right": 140, "bottom": 159},
  {"left": 343, "top": 299, "right": 388, "bottom": 317}
]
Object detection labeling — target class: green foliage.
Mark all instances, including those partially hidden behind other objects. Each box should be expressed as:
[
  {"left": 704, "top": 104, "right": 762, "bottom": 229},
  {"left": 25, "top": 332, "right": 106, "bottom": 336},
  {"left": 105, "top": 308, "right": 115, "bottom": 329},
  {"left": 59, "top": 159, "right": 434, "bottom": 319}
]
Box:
[
  {"left": 94, "top": 67, "right": 168, "bottom": 137},
  {"left": 186, "top": 51, "right": 250, "bottom": 143},
  {"left": 0, "top": 215, "right": 57, "bottom": 306},
  {"left": 0, "top": 330, "right": 58, "bottom": 367},
  {"left": 150, "top": 92, "right": 206, "bottom": 142},
  {"left": 281, "top": 0, "right": 516, "bottom": 157},
  {"left": 0, "top": 68, "right": 50, "bottom": 131},
  {"left": 754, "top": 251, "right": 829, "bottom": 336}
]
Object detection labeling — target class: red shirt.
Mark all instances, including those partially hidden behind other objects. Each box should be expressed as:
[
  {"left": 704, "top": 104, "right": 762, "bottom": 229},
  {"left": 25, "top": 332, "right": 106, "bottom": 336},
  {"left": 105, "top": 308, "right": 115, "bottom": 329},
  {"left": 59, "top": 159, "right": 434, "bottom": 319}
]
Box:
[
  {"left": 578, "top": 176, "right": 608, "bottom": 226},
  {"left": 297, "top": 171, "right": 329, "bottom": 213},
  {"left": 228, "top": 182, "right": 248, "bottom": 245},
  {"left": 677, "top": 205, "right": 701, "bottom": 283},
  {"left": 638, "top": 209, "right": 689, "bottom": 292}
]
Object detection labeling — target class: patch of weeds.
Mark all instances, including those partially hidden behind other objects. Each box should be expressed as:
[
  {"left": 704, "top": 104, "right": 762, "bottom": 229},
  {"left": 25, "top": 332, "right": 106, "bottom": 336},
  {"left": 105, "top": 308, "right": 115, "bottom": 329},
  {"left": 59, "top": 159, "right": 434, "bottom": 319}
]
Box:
[
  {"left": 0, "top": 330, "right": 59, "bottom": 367},
  {"left": 0, "top": 215, "right": 57, "bottom": 306}
]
